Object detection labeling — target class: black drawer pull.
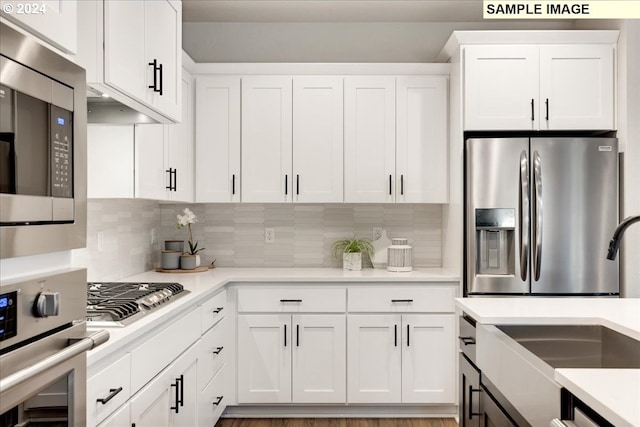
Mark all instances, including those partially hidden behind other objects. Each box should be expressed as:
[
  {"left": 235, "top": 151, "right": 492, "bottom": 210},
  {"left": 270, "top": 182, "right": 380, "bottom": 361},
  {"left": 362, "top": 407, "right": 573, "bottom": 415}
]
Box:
[
  {"left": 469, "top": 386, "right": 482, "bottom": 418},
  {"left": 213, "top": 307, "right": 224, "bottom": 313},
  {"left": 394, "top": 324, "right": 398, "bottom": 347},
  {"left": 458, "top": 336, "right": 476, "bottom": 346},
  {"left": 213, "top": 396, "right": 224, "bottom": 406},
  {"left": 391, "top": 299, "right": 413, "bottom": 303},
  {"left": 280, "top": 299, "right": 302, "bottom": 303},
  {"left": 213, "top": 346, "right": 224, "bottom": 355},
  {"left": 97, "top": 387, "right": 123, "bottom": 404}
]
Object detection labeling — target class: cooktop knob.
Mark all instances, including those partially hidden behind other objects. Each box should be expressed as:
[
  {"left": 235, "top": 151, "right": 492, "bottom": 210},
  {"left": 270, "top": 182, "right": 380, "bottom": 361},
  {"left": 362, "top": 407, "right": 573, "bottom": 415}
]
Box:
[{"left": 34, "top": 292, "right": 60, "bottom": 317}]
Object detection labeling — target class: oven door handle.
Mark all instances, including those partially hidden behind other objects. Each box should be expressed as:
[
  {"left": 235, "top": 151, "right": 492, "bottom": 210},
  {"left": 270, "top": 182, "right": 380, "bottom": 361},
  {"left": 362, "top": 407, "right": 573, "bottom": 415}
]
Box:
[{"left": 0, "top": 329, "right": 109, "bottom": 392}]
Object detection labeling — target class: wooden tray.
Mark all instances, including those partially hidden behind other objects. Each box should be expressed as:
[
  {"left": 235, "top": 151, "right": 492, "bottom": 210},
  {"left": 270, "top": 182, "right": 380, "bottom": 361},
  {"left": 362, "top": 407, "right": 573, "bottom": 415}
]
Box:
[{"left": 155, "top": 266, "right": 212, "bottom": 273}]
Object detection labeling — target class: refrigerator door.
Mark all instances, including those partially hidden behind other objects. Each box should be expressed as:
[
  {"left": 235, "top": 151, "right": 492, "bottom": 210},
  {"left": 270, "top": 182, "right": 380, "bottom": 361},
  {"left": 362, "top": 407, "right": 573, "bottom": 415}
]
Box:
[
  {"left": 530, "top": 137, "right": 618, "bottom": 295},
  {"left": 466, "top": 138, "right": 530, "bottom": 294}
]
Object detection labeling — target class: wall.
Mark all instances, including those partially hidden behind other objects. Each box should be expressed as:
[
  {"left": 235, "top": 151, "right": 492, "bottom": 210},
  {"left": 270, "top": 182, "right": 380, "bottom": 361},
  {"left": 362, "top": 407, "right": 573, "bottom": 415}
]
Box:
[
  {"left": 73, "top": 199, "right": 162, "bottom": 281},
  {"left": 160, "top": 204, "right": 442, "bottom": 268}
]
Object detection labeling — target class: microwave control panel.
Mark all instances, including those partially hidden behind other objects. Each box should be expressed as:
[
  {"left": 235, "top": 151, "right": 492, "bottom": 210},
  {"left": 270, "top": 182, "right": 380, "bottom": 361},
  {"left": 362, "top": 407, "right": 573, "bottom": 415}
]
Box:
[{"left": 50, "top": 105, "right": 73, "bottom": 198}]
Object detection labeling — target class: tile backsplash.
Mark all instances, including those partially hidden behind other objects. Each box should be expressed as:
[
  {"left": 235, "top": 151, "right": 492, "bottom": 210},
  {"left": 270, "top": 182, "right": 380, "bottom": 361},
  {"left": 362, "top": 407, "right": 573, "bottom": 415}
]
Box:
[{"left": 161, "top": 204, "right": 442, "bottom": 268}]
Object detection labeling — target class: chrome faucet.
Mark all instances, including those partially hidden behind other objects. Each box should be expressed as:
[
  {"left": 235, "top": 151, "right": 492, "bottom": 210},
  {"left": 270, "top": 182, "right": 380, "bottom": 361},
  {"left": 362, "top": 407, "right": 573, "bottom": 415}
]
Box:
[{"left": 607, "top": 215, "right": 640, "bottom": 260}]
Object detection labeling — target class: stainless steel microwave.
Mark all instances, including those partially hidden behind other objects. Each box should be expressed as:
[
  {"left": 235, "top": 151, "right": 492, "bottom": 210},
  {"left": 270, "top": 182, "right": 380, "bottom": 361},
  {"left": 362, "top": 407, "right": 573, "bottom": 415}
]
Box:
[{"left": 0, "top": 22, "right": 86, "bottom": 258}]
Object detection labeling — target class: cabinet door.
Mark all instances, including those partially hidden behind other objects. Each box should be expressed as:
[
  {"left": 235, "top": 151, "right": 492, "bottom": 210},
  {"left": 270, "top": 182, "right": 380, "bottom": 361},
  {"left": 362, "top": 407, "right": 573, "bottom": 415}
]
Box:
[
  {"left": 347, "top": 314, "right": 401, "bottom": 403},
  {"left": 237, "top": 314, "right": 292, "bottom": 403},
  {"left": 1, "top": 0, "right": 77, "bottom": 54},
  {"left": 173, "top": 353, "right": 198, "bottom": 427},
  {"left": 134, "top": 124, "right": 167, "bottom": 200},
  {"left": 103, "top": 0, "right": 146, "bottom": 103},
  {"left": 144, "top": 0, "right": 181, "bottom": 120},
  {"left": 293, "top": 76, "right": 344, "bottom": 203},
  {"left": 464, "top": 45, "right": 539, "bottom": 131},
  {"left": 401, "top": 314, "right": 456, "bottom": 403},
  {"left": 292, "top": 314, "right": 346, "bottom": 403},
  {"left": 344, "top": 76, "right": 396, "bottom": 203},
  {"left": 539, "top": 45, "right": 614, "bottom": 130},
  {"left": 396, "top": 75, "right": 449, "bottom": 203},
  {"left": 87, "top": 125, "right": 134, "bottom": 198},
  {"left": 97, "top": 402, "right": 130, "bottom": 427},
  {"left": 130, "top": 374, "right": 174, "bottom": 427},
  {"left": 167, "top": 71, "right": 194, "bottom": 202},
  {"left": 195, "top": 76, "right": 241, "bottom": 203},
  {"left": 241, "top": 76, "right": 293, "bottom": 202}
]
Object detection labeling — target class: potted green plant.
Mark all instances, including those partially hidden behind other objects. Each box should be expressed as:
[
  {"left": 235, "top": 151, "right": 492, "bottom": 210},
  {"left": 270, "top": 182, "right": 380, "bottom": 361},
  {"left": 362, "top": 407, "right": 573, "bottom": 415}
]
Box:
[{"left": 331, "top": 236, "right": 374, "bottom": 271}]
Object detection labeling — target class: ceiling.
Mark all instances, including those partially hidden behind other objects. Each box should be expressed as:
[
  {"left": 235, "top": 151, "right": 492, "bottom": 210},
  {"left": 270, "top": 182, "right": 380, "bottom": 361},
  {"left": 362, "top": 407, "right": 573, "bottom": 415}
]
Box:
[{"left": 180, "top": 1, "right": 576, "bottom": 63}]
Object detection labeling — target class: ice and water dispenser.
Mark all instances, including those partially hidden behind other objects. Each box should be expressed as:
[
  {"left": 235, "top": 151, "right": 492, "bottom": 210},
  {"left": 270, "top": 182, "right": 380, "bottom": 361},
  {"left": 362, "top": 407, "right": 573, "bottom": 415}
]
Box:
[{"left": 475, "top": 209, "right": 515, "bottom": 276}]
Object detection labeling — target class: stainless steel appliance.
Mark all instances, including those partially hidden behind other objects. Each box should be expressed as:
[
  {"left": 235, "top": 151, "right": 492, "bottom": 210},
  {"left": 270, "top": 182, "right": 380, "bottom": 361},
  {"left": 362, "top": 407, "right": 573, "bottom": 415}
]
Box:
[
  {"left": 0, "top": 22, "right": 87, "bottom": 258},
  {"left": 465, "top": 136, "right": 619, "bottom": 296},
  {"left": 0, "top": 270, "right": 108, "bottom": 427},
  {"left": 86, "top": 281, "right": 189, "bottom": 327}
]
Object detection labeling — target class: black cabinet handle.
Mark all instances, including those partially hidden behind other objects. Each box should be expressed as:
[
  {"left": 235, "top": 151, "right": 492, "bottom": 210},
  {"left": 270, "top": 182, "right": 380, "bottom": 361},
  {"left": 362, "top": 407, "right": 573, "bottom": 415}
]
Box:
[
  {"left": 178, "top": 374, "right": 184, "bottom": 407},
  {"left": 158, "top": 62, "right": 163, "bottom": 96},
  {"left": 213, "top": 346, "right": 224, "bottom": 355},
  {"left": 296, "top": 174, "right": 300, "bottom": 195},
  {"left": 458, "top": 336, "right": 476, "bottom": 346},
  {"left": 394, "top": 324, "right": 398, "bottom": 347},
  {"left": 296, "top": 324, "right": 300, "bottom": 347},
  {"left": 213, "top": 396, "right": 224, "bottom": 406},
  {"left": 391, "top": 299, "right": 413, "bottom": 303},
  {"left": 280, "top": 299, "right": 302, "bottom": 303},
  {"left": 285, "top": 175, "right": 288, "bottom": 196},
  {"left": 148, "top": 59, "right": 159, "bottom": 92},
  {"left": 172, "top": 169, "right": 177, "bottom": 191},
  {"left": 389, "top": 175, "right": 392, "bottom": 195},
  {"left": 213, "top": 307, "right": 224, "bottom": 313},
  {"left": 232, "top": 174, "right": 236, "bottom": 195},
  {"left": 469, "top": 386, "right": 482, "bottom": 418},
  {"left": 166, "top": 168, "right": 173, "bottom": 190},
  {"left": 400, "top": 175, "right": 404, "bottom": 195},
  {"left": 545, "top": 98, "right": 549, "bottom": 120},
  {"left": 96, "top": 387, "right": 123, "bottom": 404},
  {"left": 531, "top": 98, "right": 534, "bottom": 121},
  {"left": 284, "top": 324, "right": 287, "bottom": 347},
  {"left": 407, "top": 324, "right": 410, "bottom": 347},
  {"left": 170, "top": 377, "right": 180, "bottom": 413}
]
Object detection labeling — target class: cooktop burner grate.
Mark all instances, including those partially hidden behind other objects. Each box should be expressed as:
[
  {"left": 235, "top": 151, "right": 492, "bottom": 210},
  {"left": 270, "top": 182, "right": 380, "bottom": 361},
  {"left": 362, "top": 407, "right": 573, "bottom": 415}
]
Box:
[{"left": 86, "top": 282, "right": 188, "bottom": 326}]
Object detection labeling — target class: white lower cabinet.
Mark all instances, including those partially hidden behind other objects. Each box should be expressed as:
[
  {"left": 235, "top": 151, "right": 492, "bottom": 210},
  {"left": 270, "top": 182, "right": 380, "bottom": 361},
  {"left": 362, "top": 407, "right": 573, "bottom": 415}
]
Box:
[
  {"left": 200, "top": 365, "right": 227, "bottom": 425},
  {"left": 347, "top": 313, "right": 455, "bottom": 404},
  {"left": 97, "top": 402, "right": 129, "bottom": 427},
  {"left": 237, "top": 313, "right": 346, "bottom": 403}
]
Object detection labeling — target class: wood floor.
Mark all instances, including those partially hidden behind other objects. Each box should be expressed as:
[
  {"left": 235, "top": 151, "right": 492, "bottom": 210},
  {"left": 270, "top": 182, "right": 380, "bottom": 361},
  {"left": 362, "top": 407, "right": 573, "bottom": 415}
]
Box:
[{"left": 215, "top": 418, "right": 458, "bottom": 427}]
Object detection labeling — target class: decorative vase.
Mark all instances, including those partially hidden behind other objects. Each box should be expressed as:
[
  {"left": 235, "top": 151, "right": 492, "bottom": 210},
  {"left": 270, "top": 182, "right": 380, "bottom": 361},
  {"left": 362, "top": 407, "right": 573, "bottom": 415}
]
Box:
[
  {"left": 195, "top": 254, "right": 201, "bottom": 267},
  {"left": 343, "top": 252, "right": 362, "bottom": 271},
  {"left": 165, "top": 240, "right": 184, "bottom": 253},
  {"left": 371, "top": 229, "right": 392, "bottom": 269},
  {"left": 180, "top": 254, "right": 197, "bottom": 270},
  {"left": 161, "top": 250, "right": 181, "bottom": 270},
  {"left": 387, "top": 238, "right": 413, "bottom": 272}
]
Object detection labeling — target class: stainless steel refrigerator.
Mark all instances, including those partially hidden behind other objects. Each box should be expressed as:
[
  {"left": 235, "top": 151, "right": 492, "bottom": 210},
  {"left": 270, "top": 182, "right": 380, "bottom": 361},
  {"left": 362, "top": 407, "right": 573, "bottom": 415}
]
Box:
[{"left": 465, "top": 137, "right": 619, "bottom": 296}]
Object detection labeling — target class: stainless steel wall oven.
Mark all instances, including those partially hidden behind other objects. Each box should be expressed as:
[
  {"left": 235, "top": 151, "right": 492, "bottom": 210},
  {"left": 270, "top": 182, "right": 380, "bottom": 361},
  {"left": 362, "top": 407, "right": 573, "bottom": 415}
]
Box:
[{"left": 0, "top": 21, "right": 87, "bottom": 258}]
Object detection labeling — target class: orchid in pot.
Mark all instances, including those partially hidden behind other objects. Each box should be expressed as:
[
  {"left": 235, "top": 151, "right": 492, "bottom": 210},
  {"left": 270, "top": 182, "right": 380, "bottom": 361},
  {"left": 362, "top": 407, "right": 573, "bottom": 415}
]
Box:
[{"left": 176, "top": 208, "right": 205, "bottom": 267}]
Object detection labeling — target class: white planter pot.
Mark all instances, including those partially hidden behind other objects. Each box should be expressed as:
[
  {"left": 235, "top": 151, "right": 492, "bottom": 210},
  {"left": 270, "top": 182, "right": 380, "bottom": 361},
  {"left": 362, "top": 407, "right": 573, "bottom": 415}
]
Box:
[{"left": 343, "top": 252, "right": 362, "bottom": 271}]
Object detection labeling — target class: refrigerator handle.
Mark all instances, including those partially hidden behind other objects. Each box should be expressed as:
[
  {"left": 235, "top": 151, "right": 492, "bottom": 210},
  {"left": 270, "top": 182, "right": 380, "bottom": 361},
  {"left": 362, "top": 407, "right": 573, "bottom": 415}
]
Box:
[
  {"left": 519, "top": 151, "right": 530, "bottom": 281},
  {"left": 533, "top": 151, "right": 543, "bottom": 281}
]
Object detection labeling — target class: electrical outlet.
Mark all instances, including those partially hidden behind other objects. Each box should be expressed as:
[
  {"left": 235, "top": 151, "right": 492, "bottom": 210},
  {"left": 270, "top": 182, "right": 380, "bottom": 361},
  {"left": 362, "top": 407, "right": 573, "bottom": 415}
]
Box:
[
  {"left": 150, "top": 228, "right": 157, "bottom": 245},
  {"left": 97, "top": 231, "right": 104, "bottom": 253},
  {"left": 373, "top": 227, "right": 383, "bottom": 241},
  {"left": 265, "top": 228, "right": 275, "bottom": 243}
]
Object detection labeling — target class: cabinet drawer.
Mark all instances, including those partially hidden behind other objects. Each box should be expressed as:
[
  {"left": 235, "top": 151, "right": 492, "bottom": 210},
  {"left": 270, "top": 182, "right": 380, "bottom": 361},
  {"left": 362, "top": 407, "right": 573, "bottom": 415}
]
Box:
[
  {"left": 202, "top": 290, "right": 227, "bottom": 333},
  {"left": 237, "top": 288, "right": 346, "bottom": 313},
  {"left": 88, "top": 353, "right": 131, "bottom": 425},
  {"left": 348, "top": 286, "right": 456, "bottom": 313},
  {"left": 198, "top": 317, "right": 227, "bottom": 391},
  {"left": 199, "top": 365, "right": 226, "bottom": 427},
  {"left": 130, "top": 307, "right": 201, "bottom": 392}
]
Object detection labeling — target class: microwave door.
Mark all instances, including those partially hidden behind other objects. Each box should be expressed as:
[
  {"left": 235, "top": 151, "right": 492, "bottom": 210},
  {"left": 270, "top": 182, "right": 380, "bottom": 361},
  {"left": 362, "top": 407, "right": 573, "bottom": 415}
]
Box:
[
  {"left": 0, "top": 133, "right": 16, "bottom": 194},
  {"left": 465, "top": 138, "right": 530, "bottom": 295}
]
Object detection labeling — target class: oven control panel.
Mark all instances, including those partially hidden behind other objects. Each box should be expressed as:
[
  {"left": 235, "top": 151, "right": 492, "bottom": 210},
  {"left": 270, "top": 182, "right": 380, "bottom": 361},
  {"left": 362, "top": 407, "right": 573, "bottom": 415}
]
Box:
[{"left": 0, "top": 291, "right": 17, "bottom": 342}]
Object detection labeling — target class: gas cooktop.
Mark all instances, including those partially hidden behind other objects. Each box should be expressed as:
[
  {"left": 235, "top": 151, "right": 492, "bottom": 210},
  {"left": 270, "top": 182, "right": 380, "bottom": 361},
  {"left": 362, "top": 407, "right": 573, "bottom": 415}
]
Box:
[{"left": 86, "top": 281, "right": 190, "bottom": 328}]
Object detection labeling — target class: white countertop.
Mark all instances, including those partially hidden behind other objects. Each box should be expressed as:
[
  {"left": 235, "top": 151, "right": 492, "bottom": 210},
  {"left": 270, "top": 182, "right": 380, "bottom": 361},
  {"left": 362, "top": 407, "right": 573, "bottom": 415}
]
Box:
[
  {"left": 456, "top": 297, "right": 640, "bottom": 427},
  {"left": 88, "top": 267, "right": 458, "bottom": 367}
]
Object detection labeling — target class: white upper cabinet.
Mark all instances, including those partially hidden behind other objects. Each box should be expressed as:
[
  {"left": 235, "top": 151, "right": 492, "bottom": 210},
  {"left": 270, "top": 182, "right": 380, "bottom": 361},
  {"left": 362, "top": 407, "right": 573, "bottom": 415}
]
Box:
[
  {"left": 344, "top": 76, "right": 396, "bottom": 203},
  {"left": 464, "top": 45, "right": 539, "bottom": 131},
  {"left": 539, "top": 45, "right": 614, "bottom": 130},
  {"left": 1, "top": 0, "right": 77, "bottom": 54},
  {"left": 166, "top": 71, "right": 194, "bottom": 202},
  {"left": 195, "top": 76, "right": 241, "bottom": 203},
  {"left": 78, "top": 0, "right": 182, "bottom": 123},
  {"left": 135, "top": 125, "right": 167, "bottom": 201},
  {"left": 87, "top": 125, "right": 134, "bottom": 198},
  {"left": 464, "top": 44, "right": 614, "bottom": 131},
  {"left": 293, "top": 76, "right": 344, "bottom": 203},
  {"left": 396, "top": 75, "right": 449, "bottom": 203},
  {"left": 241, "top": 76, "right": 293, "bottom": 203}
]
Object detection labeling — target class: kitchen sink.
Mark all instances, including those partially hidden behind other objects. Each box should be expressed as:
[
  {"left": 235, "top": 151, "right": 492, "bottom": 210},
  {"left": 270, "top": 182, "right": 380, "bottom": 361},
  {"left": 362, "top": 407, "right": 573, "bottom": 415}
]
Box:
[{"left": 496, "top": 325, "right": 640, "bottom": 369}]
